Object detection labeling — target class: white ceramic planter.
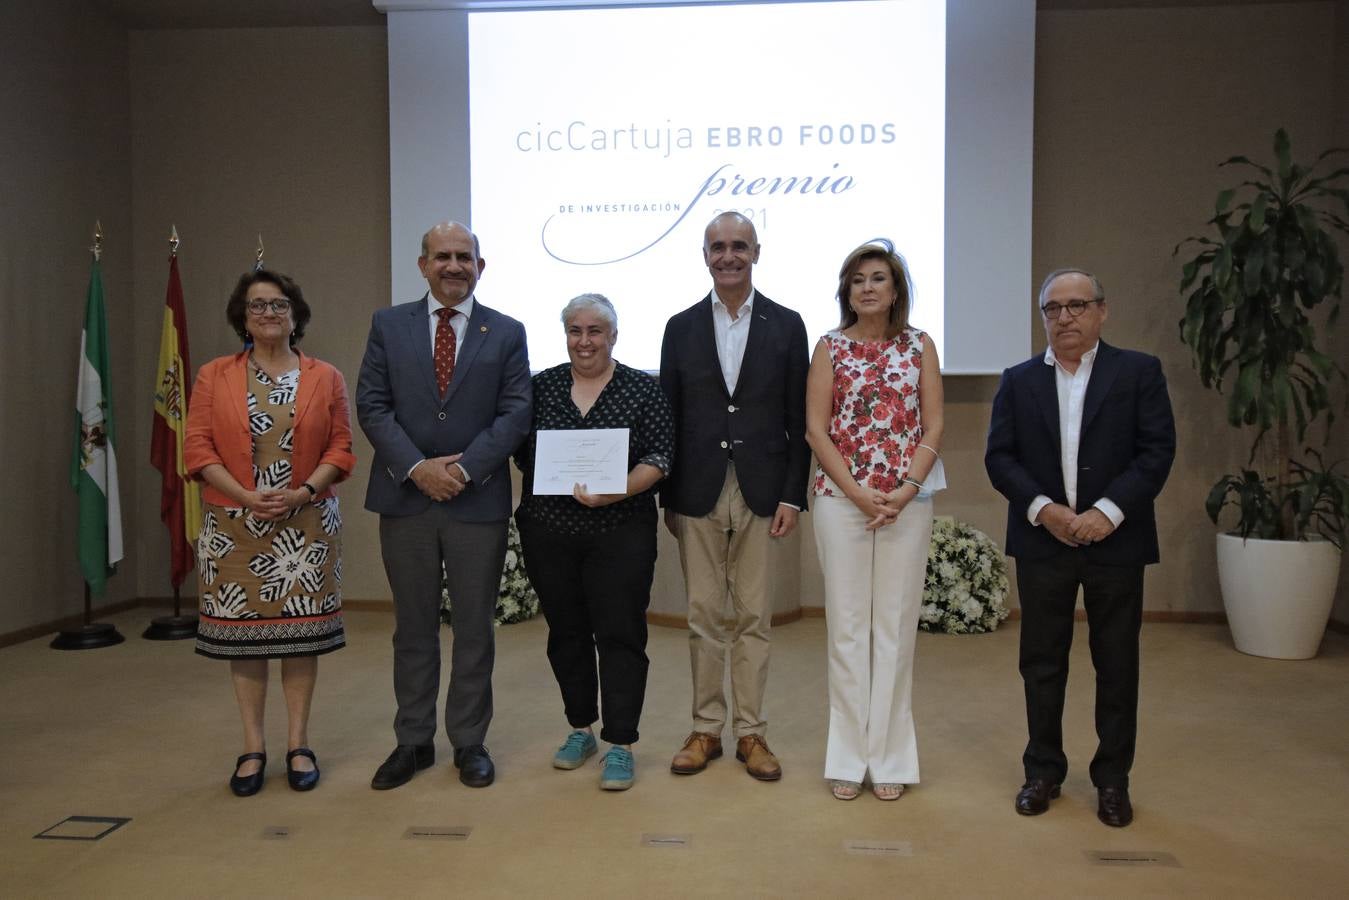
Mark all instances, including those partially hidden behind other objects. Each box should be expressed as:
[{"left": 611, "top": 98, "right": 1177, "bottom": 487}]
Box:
[{"left": 1216, "top": 533, "right": 1342, "bottom": 660}]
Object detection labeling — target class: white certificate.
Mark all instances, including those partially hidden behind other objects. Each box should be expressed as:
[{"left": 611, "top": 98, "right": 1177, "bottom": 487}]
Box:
[{"left": 533, "top": 428, "right": 629, "bottom": 496}]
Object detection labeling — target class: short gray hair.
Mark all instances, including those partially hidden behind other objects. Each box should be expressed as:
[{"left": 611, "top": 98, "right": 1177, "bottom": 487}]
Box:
[
  {"left": 1038, "top": 268, "right": 1105, "bottom": 306},
  {"left": 561, "top": 293, "right": 617, "bottom": 332}
]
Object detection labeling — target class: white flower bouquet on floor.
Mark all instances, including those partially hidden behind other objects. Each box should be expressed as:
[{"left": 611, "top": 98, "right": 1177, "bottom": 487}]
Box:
[
  {"left": 441, "top": 517, "right": 540, "bottom": 626},
  {"left": 919, "top": 517, "right": 1010, "bottom": 634}
]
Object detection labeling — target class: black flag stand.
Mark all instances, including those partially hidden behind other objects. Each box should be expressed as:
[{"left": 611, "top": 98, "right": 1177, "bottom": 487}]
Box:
[
  {"left": 52, "top": 584, "right": 125, "bottom": 650},
  {"left": 143, "top": 587, "right": 197, "bottom": 640}
]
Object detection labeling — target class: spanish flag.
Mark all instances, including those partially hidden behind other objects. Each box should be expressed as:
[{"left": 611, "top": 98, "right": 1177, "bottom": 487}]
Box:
[{"left": 150, "top": 254, "right": 201, "bottom": 588}]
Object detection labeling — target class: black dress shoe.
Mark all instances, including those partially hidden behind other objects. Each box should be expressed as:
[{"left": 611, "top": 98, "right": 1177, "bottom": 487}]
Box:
[
  {"left": 286, "top": 747, "right": 321, "bottom": 792},
  {"left": 230, "top": 752, "right": 266, "bottom": 797},
  {"left": 1015, "top": 778, "right": 1061, "bottom": 816},
  {"left": 1097, "top": 786, "right": 1134, "bottom": 827},
  {"left": 371, "top": 744, "right": 434, "bottom": 790},
  {"left": 453, "top": 744, "right": 495, "bottom": 788}
]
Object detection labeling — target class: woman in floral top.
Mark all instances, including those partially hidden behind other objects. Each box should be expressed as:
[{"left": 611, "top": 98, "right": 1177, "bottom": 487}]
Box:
[
  {"left": 805, "top": 241, "right": 945, "bottom": 801},
  {"left": 514, "top": 293, "right": 674, "bottom": 792}
]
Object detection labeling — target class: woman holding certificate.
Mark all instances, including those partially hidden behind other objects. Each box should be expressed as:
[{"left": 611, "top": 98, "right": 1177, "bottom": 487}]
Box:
[
  {"left": 805, "top": 240, "right": 945, "bottom": 802},
  {"left": 514, "top": 293, "right": 674, "bottom": 792}
]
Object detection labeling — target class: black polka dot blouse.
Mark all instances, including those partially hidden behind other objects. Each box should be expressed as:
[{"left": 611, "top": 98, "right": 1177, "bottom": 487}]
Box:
[{"left": 514, "top": 361, "right": 674, "bottom": 535}]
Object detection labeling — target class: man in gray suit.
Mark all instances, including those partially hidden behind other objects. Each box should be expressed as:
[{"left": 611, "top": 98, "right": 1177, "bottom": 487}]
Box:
[{"left": 357, "top": 221, "right": 531, "bottom": 790}]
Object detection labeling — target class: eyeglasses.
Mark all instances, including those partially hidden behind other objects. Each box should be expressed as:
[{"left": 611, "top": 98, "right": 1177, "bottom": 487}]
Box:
[
  {"left": 1040, "top": 298, "right": 1103, "bottom": 319},
  {"left": 246, "top": 298, "right": 291, "bottom": 315}
]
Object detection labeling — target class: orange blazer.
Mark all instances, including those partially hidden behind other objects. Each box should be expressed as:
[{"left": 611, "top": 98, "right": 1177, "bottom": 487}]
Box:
[{"left": 184, "top": 350, "right": 357, "bottom": 506}]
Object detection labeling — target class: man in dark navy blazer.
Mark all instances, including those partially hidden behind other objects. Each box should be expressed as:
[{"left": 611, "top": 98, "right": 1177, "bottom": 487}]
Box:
[
  {"left": 659, "top": 212, "right": 810, "bottom": 781},
  {"left": 985, "top": 269, "right": 1175, "bottom": 828},
  {"left": 357, "top": 221, "right": 531, "bottom": 791}
]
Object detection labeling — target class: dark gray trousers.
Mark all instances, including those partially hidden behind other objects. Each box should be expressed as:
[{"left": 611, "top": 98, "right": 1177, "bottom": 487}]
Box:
[{"left": 380, "top": 505, "right": 507, "bottom": 748}]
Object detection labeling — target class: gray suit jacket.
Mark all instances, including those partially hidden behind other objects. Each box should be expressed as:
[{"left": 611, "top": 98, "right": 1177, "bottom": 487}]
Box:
[{"left": 356, "top": 295, "right": 531, "bottom": 521}]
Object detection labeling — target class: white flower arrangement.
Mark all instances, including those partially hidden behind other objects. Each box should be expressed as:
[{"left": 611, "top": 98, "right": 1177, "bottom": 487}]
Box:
[
  {"left": 919, "top": 517, "right": 1010, "bottom": 634},
  {"left": 441, "top": 517, "right": 540, "bottom": 626}
]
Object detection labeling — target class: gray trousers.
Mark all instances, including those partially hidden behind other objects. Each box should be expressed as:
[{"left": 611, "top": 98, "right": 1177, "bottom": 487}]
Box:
[{"left": 379, "top": 505, "right": 507, "bottom": 748}]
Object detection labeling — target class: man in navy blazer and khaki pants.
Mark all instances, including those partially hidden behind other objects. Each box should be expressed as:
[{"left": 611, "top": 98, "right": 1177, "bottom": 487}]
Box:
[
  {"left": 986, "top": 269, "right": 1175, "bottom": 828},
  {"left": 357, "top": 221, "right": 531, "bottom": 791},
  {"left": 659, "top": 212, "right": 810, "bottom": 781}
]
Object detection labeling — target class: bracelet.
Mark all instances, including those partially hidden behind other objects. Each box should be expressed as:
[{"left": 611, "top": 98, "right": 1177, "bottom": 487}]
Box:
[
  {"left": 903, "top": 478, "right": 923, "bottom": 490},
  {"left": 917, "top": 443, "right": 939, "bottom": 458},
  {"left": 300, "top": 482, "right": 317, "bottom": 498}
]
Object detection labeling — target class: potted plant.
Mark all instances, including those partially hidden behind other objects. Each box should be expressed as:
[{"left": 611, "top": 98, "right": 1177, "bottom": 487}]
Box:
[{"left": 1175, "top": 128, "right": 1348, "bottom": 659}]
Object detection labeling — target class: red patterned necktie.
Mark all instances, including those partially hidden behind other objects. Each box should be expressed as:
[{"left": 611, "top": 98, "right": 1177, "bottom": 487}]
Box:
[{"left": 434, "top": 307, "right": 457, "bottom": 395}]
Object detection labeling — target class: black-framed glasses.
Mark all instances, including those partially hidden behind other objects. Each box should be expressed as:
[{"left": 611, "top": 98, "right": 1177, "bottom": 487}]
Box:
[
  {"left": 1040, "top": 298, "right": 1103, "bottom": 318},
  {"left": 246, "top": 298, "right": 291, "bottom": 315}
]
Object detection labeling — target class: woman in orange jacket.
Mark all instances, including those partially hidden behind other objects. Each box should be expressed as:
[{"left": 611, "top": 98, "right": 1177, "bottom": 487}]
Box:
[{"left": 184, "top": 269, "right": 356, "bottom": 796}]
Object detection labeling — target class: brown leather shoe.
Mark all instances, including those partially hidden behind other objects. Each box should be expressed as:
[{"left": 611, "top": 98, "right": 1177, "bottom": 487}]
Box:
[
  {"left": 735, "top": 735, "right": 782, "bottom": 781},
  {"left": 670, "top": 732, "right": 722, "bottom": 774}
]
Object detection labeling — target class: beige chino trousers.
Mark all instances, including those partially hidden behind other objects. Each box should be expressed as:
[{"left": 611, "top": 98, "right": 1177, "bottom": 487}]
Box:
[{"left": 673, "top": 462, "right": 773, "bottom": 738}]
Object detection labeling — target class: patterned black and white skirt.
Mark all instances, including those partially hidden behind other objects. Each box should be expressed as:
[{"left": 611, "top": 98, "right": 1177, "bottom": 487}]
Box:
[{"left": 194, "top": 497, "right": 345, "bottom": 659}]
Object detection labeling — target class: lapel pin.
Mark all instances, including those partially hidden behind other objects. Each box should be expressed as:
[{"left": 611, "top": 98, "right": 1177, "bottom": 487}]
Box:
[{"left": 480, "top": 325, "right": 488, "bottom": 332}]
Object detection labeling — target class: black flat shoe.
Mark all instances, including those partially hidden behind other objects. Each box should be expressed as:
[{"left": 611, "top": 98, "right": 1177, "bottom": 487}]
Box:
[
  {"left": 286, "top": 748, "right": 320, "bottom": 792},
  {"left": 453, "top": 744, "right": 495, "bottom": 788},
  {"left": 230, "top": 752, "right": 266, "bottom": 797},
  {"left": 371, "top": 744, "right": 434, "bottom": 790}
]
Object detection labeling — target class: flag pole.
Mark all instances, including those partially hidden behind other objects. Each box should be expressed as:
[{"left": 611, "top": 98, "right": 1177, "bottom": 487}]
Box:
[
  {"left": 145, "top": 224, "right": 198, "bottom": 641},
  {"left": 53, "top": 222, "right": 125, "bottom": 650}
]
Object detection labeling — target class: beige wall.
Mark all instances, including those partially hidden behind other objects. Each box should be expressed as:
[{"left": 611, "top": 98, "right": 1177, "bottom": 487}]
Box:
[
  {"left": 127, "top": 25, "right": 390, "bottom": 604},
  {"left": 1332, "top": 0, "right": 1349, "bottom": 624},
  {"left": 0, "top": 1, "right": 135, "bottom": 634},
  {"left": 1024, "top": 1, "right": 1344, "bottom": 617},
  {"left": 2, "top": 1, "right": 1346, "bottom": 638}
]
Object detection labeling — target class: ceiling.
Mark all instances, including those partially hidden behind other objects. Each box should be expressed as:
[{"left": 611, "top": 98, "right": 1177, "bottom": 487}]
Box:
[
  {"left": 88, "top": 0, "right": 1313, "bottom": 30},
  {"left": 90, "top": 0, "right": 385, "bottom": 28}
]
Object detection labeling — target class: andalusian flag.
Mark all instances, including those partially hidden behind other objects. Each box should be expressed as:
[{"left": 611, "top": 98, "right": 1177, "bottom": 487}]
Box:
[
  {"left": 150, "top": 254, "right": 201, "bottom": 588},
  {"left": 71, "top": 258, "right": 124, "bottom": 594}
]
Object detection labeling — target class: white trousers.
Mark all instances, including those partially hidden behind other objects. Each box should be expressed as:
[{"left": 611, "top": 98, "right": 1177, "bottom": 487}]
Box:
[{"left": 814, "top": 495, "right": 933, "bottom": 784}]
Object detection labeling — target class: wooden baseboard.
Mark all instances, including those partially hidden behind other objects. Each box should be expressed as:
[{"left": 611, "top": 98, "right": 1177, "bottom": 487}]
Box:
[
  {"left": 341, "top": 599, "right": 395, "bottom": 612},
  {"left": 802, "top": 606, "right": 1231, "bottom": 624},
  {"left": 0, "top": 598, "right": 143, "bottom": 650},
  {"left": 3, "top": 597, "right": 1340, "bottom": 647}
]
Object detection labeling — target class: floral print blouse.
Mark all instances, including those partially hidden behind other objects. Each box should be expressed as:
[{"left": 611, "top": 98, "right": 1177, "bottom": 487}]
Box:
[{"left": 812, "top": 326, "right": 926, "bottom": 497}]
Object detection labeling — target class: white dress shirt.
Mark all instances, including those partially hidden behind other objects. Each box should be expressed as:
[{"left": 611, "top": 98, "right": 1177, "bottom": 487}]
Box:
[
  {"left": 426, "top": 294, "right": 473, "bottom": 361},
  {"left": 711, "top": 288, "right": 755, "bottom": 395},
  {"left": 709, "top": 288, "right": 797, "bottom": 512},
  {"left": 1027, "top": 342, "right": 1125, "bottom": 527}
]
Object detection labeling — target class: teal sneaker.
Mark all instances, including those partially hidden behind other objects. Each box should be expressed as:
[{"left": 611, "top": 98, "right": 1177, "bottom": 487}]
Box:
[
  {"left": 599, "top": 746, "right": 634, "bottom": 791},
  {"left": 553, "top": 730, "right": 598, "bottom": 770}
]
